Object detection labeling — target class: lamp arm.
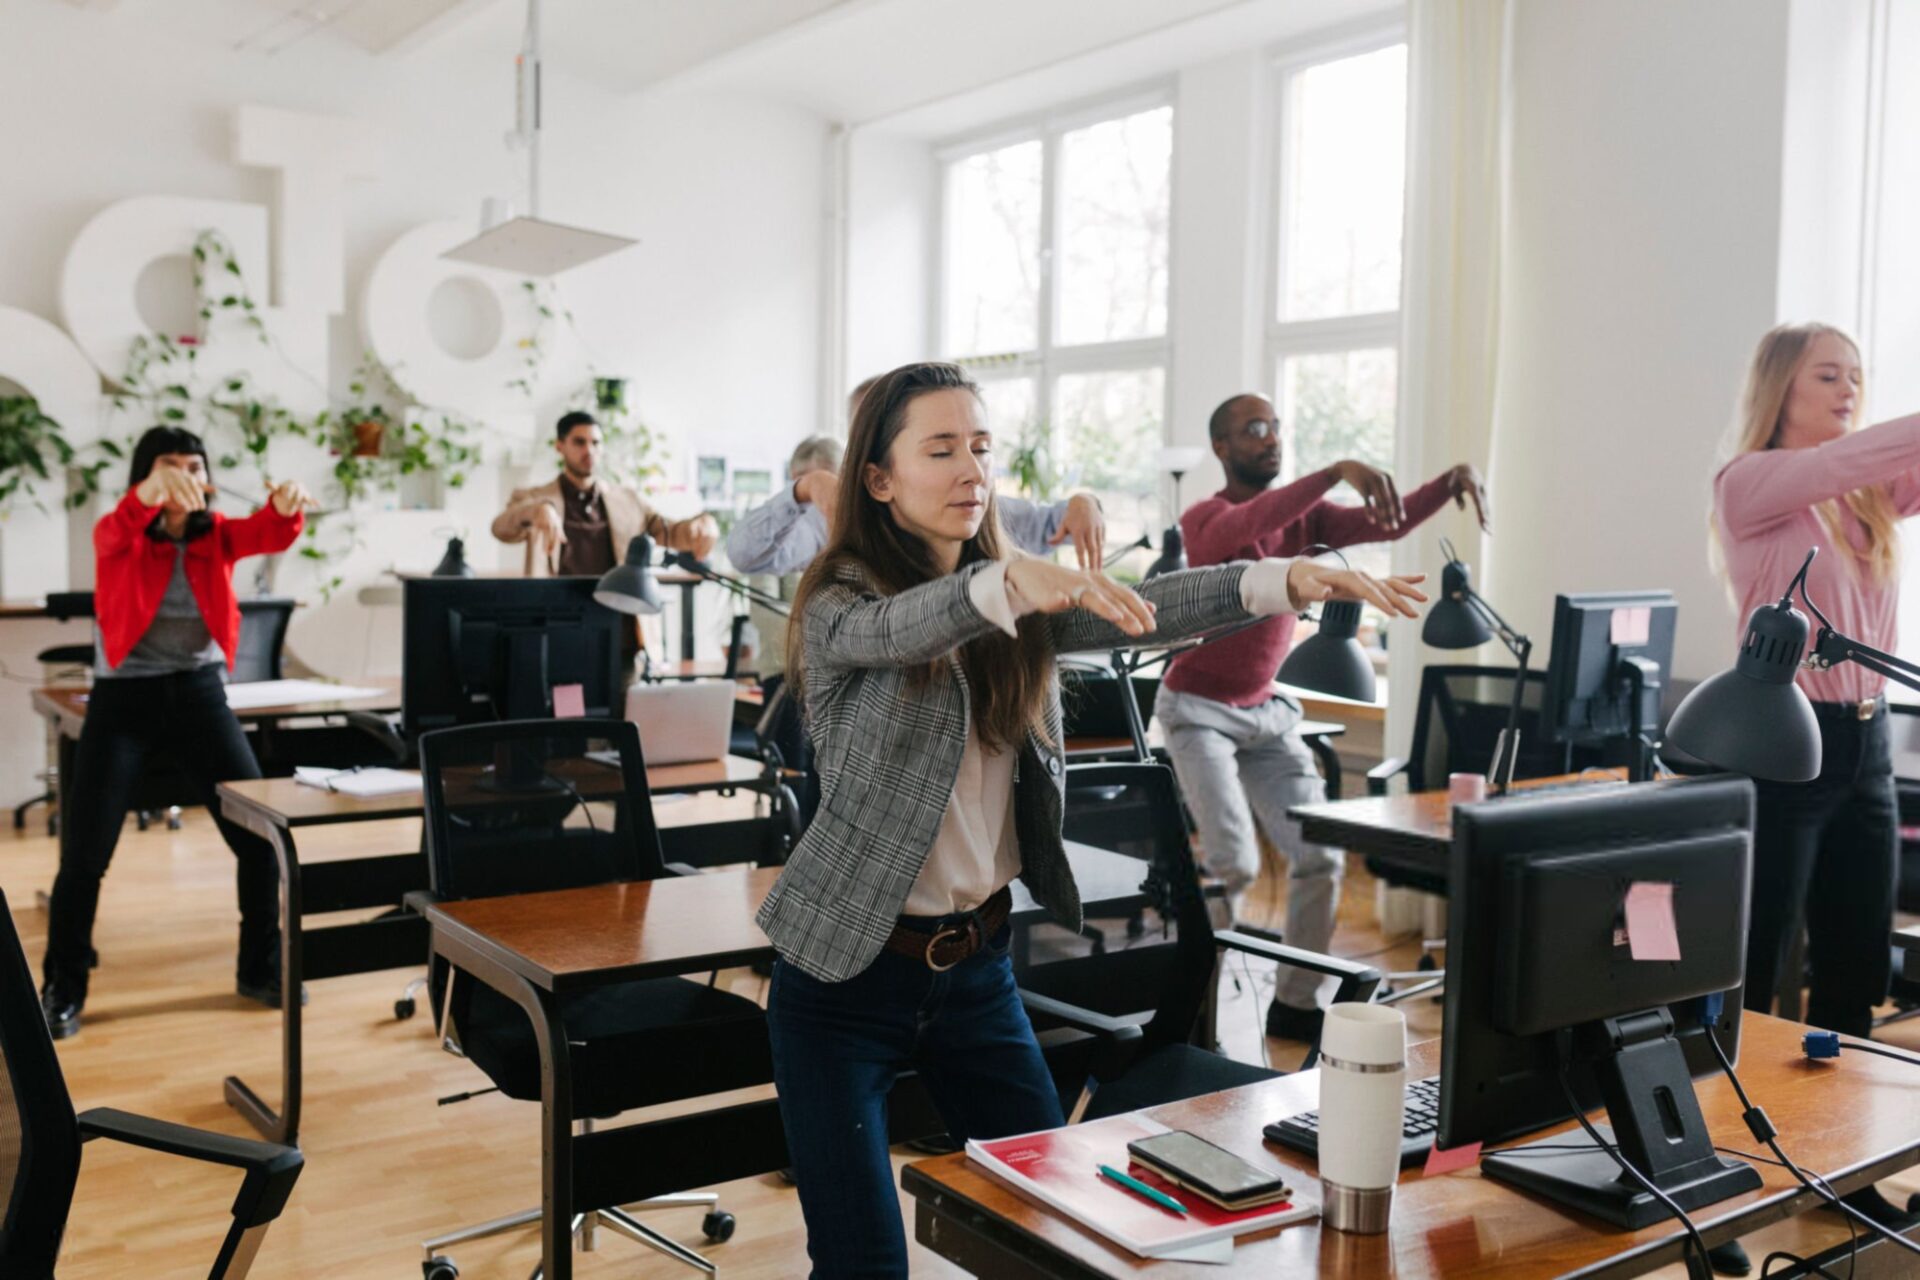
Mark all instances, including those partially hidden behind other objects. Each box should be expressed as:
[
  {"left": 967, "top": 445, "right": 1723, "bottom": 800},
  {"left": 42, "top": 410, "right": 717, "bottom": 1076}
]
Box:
[
  {"left": 668, "top": 555, "right": 792, "bottom": 616},
  {"left": 1490, "top": 636, "right": 1533, "bottom": 794},
  {"left": 1812, "top": 628, "right": 1920, "bottom": 695},
  {"left": 1463, "top": 587, "right": 1529, "bottom": 659}
]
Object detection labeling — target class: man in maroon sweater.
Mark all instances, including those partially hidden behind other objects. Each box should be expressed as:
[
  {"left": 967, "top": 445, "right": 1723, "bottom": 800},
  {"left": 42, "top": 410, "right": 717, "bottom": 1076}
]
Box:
[{"left": 1159, "top": 392, "right": 1487, "bottom": 1042}]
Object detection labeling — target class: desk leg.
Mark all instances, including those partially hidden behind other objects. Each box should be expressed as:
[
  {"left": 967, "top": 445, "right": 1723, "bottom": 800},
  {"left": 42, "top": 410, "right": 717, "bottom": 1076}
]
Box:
[
  {"left": 680, "top": 583, "right": 697, "bottom": 663},
  {"left": 1304, "top": 732, "right": 1343, "bottom": 799},
  {"left": 223, "top": 819, "right": 301, "bottom": 1146}
]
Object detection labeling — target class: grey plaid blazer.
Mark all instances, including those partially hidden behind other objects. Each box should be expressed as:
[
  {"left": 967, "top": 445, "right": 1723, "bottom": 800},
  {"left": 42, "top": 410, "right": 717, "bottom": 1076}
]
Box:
[{"left": 756, "top": 558, "right": 1257, "bottom": 982}]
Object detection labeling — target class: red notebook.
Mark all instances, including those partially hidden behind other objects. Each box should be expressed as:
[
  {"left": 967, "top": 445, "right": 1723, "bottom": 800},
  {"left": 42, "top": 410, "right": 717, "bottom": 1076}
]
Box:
[{"left": 966, "top": 1114, "right": 1318, "bottom": 1262}]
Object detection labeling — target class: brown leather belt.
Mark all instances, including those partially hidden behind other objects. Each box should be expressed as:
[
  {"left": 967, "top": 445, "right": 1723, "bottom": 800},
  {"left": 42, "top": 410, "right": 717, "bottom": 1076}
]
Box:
[{"left": 882, "top": 886, "right": 1013, "bottom": 972}]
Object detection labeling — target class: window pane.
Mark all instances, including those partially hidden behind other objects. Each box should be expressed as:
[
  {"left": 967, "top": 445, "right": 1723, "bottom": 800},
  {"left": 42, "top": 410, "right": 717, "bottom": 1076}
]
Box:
[
  {"left": 978, "top": 377, "right": 1044, "bottom": 500},
  {"left": 1279, "top": 44, "right": 1408, "bottom": 320},
  {"left": 944, "top": 140, "right": 1043, "bottom": 357},
  {"left": 1053, "top": 367, "right": 1165, "bottom": 577},
  {"left": 1278, "top": 348, "right": 1398, "bottom": 581},
  {"left": 1057, "top": 105, "right": 1173, "bottom": 346}
]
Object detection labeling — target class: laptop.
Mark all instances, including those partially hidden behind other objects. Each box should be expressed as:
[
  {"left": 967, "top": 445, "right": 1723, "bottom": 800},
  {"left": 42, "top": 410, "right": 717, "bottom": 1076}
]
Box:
[{"left": 622, "top": 680, "right": 737, "bottom": 766}]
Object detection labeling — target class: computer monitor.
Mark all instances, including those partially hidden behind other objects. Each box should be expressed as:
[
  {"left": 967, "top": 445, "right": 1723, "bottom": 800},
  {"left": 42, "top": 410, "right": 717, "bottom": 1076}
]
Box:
[
  {"left": 1540, "top": 590, "right": 1678, "bottom": 780},
  {"left": 1437, "top": 775, "right": 1760, "bottom": 1227},
  {"left": 402, "top": 577, "right": 625, "bottom": 739}
]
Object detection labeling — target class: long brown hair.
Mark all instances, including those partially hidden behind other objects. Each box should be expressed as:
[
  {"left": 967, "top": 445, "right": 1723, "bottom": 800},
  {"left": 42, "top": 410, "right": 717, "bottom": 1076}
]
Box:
[
  {"left": 788, "top": 362, "right": 1055, "bottom": 751},
  {"left": 1713, "top": 322, "right": 1897, "bottom": 584}
]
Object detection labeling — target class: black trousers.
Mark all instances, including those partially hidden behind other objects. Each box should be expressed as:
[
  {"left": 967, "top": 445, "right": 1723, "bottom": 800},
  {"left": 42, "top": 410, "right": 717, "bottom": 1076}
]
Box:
[
  {"left": 1743, "top": 705, "right": 1898, "bottom": 1038},
  {"left": 44, "top": 664, "right": 279, "bottom": 993}
]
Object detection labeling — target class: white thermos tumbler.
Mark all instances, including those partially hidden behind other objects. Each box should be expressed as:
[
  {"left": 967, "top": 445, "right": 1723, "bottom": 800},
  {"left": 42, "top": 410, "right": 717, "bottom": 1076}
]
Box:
[{"left": 1316, "top": 1002, "right": 1408, "bottom": 1233}]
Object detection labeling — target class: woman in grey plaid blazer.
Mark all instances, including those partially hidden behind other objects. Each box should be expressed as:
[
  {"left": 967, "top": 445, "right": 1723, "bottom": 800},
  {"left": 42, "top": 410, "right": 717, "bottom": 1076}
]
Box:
[{"left": 760, "top": 363, "right": 1426, "bottom": 1277}]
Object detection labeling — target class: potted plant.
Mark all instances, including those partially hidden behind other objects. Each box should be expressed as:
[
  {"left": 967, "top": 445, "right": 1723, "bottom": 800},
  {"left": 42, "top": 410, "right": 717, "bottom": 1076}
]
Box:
[{"left": 0, "top": 395, "right": 116, "bottom": 514}]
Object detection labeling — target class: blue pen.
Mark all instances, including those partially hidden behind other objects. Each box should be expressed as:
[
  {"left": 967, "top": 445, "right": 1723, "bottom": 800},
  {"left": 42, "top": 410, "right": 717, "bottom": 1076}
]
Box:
[{"left": 1097, "top": 1163, "right": 1188, "bottom": 1215}]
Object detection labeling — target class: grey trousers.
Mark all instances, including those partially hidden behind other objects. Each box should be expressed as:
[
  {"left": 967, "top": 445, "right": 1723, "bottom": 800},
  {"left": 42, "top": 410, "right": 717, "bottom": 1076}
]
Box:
[{"left": 1157, "top": 687, "right": 1343, "bottom": 1010}]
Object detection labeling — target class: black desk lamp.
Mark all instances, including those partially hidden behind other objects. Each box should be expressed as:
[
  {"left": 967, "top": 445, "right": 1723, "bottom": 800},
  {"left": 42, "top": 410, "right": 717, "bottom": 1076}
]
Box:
[
  {"left": 1422, "top": 536, "right": 1531, "bottom": 792},
  {"left": 1276, "top": 547, "right": 1376, "bottom": 703},
  {"left": 593, "top": 535, "right": 664, "bottom": 616},
  {"left": 1146, "top": 446, "right": 1206, "bottom": 579},
  {"left": 1667, "top": 546, "right": 1920, "bottom": 781},
  {"left": 431, "top": 535, "right": 474, "bottom": 578}
]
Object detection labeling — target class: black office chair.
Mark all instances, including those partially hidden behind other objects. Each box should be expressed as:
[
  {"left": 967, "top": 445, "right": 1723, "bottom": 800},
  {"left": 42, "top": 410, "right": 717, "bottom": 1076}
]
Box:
[
  {"left": 14, "top": 593, "right": 97, "bottom": 834},
  {"left": 233, "top": 597, "right": 296, "bottom": 683},
  {"left": 0, "top": 887, "right": 303, "bottom": 1278},
  {"left": 1016, "top": 762, "right": 1382, "bottom": 1123},
  {"left": 415, "top": 718, "right": 768, "bottom": 1278}
]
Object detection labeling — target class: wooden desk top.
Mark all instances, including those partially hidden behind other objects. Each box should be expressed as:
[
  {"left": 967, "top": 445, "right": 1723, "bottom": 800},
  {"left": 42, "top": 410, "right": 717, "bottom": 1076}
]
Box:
[
  {"left": 903, "top": 1014, "right": 1920, "bottom": 1278},
  {"left": 1291, "top": 771, "right": 1631, "bottom": 871},
  {"left": 33, "top": 678, "right": 402, "bottom": 736},
  {"left": 217, "top": 754, "right": 769, "bottom": 827},
  {"left": 648, "top": 659, "right": 758, "bottom": 681},
  {"left": 0, "top": 598, "right": 53, "bottom": 619},
  {"left": 422, "top": 841, "right": 1150, "bottom": 995}
]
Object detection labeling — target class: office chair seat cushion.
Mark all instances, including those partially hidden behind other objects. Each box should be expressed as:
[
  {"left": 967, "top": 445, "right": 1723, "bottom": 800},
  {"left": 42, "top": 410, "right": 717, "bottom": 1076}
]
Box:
[
  {"left": 463, "top": 976, "right": 773, "bottom": 1116},
  {"left": 1080, "top": 1042, "right": 1281, "bottom": 1122}
]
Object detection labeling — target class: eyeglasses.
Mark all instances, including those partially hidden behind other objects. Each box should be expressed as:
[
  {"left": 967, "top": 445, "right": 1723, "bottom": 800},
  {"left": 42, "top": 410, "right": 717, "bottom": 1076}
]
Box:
[{"left": 1238, "top": 418, "right": 1281, "bottom": 441}]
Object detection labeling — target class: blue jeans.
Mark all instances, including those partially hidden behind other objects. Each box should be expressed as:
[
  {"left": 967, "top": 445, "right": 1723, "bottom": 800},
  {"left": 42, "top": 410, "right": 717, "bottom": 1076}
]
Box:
[{"left": 767, "top": 922, "right": 1065, "bottom": 1279}]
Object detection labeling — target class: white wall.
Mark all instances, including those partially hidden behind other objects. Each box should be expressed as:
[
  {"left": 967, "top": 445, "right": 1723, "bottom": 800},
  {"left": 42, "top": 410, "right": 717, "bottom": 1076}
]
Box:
[
  {"left": 843, "top": 129, "right": 936, "bottom": 404},
  {"left": 1484, "top": 0, "right": 1794, "bottom": 684},
  {"left": 0, "top": 0, "right": 828, "bottom": 797}
]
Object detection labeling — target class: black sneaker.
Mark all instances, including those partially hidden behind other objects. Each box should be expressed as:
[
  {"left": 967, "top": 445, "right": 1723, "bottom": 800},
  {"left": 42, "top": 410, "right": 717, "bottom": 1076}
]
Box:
[
  {"left": 41, "top": 980, "right": 84, "bottom": 1040},
  {"left": 1264, "top": 999, "right": 1325, "bottom": 1044},
  {"left": 236, "top": 971, "right": 308, "bottom": 1009},
  {"left": 1831, "top": 1184, "right": 1920, "bottom": 1231},
  {"left": 1706, "top": 1239, "right": 1750, "bottom": 1276}
]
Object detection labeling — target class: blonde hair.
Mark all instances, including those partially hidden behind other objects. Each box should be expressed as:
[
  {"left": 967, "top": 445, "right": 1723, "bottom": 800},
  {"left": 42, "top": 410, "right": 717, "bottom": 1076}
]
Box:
[{"left": 1715, "top": 321, "right": 1897, "bottom": 584}]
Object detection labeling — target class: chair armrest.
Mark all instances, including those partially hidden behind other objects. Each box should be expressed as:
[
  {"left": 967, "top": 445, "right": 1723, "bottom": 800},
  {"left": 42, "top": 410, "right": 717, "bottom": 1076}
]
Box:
[
  {"left": 343, "top": 709, "right": 409, "bottom": 765},
  {"left": 664, "top": 861, "right": 702, "bottom": 878},
  {"left": 1017, "top": 988, "right": 1143, "bottom": 1037},
  {"left": 78, "top": 1107, "right": 303, "bottom": 1226},
  {"left": 1214, "top": 930, "right": 1383, "bottom": 1007},
  {"left": 1367, "top": 757, "right": 1408, "bottom": 797}
]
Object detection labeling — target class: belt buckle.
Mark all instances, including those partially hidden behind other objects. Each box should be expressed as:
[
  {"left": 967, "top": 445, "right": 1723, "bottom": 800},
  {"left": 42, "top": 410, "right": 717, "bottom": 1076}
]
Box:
[
  {"left": 924, "top": 925, "right": 966, "bottom": 972},
  {"left": 1858, "top": 699, "right": 1876, "bottom": 721}
]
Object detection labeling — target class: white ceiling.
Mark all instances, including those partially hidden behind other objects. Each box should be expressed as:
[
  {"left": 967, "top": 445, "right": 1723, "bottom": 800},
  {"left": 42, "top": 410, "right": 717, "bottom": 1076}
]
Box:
[{"left": 56, "top": 0, "right": 1403, "bottom": 128}]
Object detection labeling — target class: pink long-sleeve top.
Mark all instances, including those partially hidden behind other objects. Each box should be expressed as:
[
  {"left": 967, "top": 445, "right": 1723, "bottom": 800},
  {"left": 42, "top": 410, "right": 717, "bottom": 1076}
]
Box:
[
  {"left": 1161, "top": 468, "right": 1452, "bottom": 707},
  {"left": 1713, "top": 414, "right": 1920, "bottom": 704}
]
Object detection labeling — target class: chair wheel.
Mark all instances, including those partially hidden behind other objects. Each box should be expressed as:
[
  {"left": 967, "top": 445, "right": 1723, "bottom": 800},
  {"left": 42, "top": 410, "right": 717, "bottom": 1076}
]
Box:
[
  {"left": 422, "top": 1257, "right": 458, "bottom": 1279},
  {"left": 702, "top": 1211, "right": 736, "bottom": 1243},
  {"left": 394, "top": 997, "right": 416, "bottom": 1021},
  {"left": 1417, "top": 954, "right": 1437, "bottom": 972}
]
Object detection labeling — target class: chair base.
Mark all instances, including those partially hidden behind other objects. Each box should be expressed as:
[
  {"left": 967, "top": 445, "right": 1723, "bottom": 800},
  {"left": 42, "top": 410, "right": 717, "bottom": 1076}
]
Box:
[{"left": 421, "top": 1192, "right": 728, "bottom": 1278}]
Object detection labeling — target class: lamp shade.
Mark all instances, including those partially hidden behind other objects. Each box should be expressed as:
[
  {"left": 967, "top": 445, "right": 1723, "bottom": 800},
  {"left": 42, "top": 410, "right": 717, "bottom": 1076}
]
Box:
[
  {"left": 1422, "top": 559, "right": 1493, "bottom": 649},
  {"left": 1145, "top": 525, "right": 1187, "bottom": 579},
  {"left": 594, "top": 535, "right": 663, "bottom": 616},
  {"left": 431, "top": 536, "right": 474, "bottom": 578},
  {"left": 1278, "top": 599, "right": 1376, "bottom": 701},
  {"left": 1665, "top": 602, "right": 1821, "bottom": 782}
]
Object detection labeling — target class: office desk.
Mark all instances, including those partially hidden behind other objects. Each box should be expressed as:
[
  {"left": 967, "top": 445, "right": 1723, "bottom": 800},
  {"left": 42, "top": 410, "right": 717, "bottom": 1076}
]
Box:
[
  {"left": 1289, "top": 771, "right": 1632, "bottom": 878},
  {"left": 904, "top": 1014, "right": 1920, "bottom": 1278},
  {"left": 30, "top": 679, "right": 401, "bottom": 829},
  {"left": 418, "top": 841, "right": 1165, "bottom": 1280},
  {"left": 1066, "top": 719, "right": 1348, "bottom": 795},
  {"left": 644, "top": 658, "right": 759, "bottom": 682},
  {"left": 214, "top": 753, "right": 786, "bottom": 1146}
]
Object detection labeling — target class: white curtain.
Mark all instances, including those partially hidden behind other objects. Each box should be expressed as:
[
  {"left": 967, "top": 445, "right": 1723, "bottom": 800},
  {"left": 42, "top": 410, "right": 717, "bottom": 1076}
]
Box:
[{"left": 1387, "top": 0, "right": 1514, "bottom": 764}]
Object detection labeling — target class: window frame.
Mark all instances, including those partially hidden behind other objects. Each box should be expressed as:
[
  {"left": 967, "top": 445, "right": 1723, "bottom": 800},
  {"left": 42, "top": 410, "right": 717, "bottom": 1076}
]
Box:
[
  {"left": 1264, "top": 21, "right": 1410, "bottom": 484},
  {"left": 933, "top": 82, "right": 1177, "bottom": 514}
]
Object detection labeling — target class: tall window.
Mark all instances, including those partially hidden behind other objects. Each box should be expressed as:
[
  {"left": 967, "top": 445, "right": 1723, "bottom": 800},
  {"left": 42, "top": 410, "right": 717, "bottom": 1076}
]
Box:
[
  {"left": 1269, "top": 39, "right": 1408, "bottom": 585},
  {"left": 940, "top": 98, "right": 1173, "bottom": 575}
]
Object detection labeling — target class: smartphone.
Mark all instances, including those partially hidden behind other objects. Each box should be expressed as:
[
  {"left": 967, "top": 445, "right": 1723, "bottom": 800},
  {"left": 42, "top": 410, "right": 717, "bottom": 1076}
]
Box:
[{"left": 1125, "top": 1131, "right": 1292, "bottom": 1211}]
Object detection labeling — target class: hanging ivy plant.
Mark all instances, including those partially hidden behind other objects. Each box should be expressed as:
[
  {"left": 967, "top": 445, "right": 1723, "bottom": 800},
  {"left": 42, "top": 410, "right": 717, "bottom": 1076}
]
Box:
[{"left": 0, "top": 396, "right": 121, "bottom": 514}]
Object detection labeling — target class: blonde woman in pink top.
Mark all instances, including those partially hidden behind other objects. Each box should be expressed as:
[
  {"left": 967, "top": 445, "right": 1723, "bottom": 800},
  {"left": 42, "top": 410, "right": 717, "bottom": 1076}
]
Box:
[{"left": 1713, "top": 322, "right": 1920, "bottom": 1041}]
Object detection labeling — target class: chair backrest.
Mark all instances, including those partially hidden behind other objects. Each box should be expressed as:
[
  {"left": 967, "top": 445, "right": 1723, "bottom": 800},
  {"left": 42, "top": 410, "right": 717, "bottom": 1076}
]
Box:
[
  {"left": 43, "top": 592, "right": 94, "bottom": 623},
  {"left": 0, "top": 889, "right": 81, "bottom": 1275},
  {"left": 1059, "top": 762, "right": 1218, "bottom": 1052},
  {"left": 418, "top": 718, "right": 667, "bottom": 902},
  {"left": 233, "top": 598, "right": 295, "bottom": 683},
  {"left": 1404, "top": 665, "right": 1573, "bottom": 792}
]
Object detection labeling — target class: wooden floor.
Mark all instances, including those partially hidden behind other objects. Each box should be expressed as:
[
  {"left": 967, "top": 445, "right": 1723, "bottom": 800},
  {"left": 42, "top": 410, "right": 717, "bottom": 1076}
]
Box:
[{"left": 6, "top": 805, "right": 1917, "bottom": 1278}]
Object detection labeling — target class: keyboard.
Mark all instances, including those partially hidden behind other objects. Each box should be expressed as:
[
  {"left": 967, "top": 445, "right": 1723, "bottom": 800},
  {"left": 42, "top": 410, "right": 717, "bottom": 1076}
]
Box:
[{"left": 1263, "top": 1076, "right": 1441, "bottom": 1166}]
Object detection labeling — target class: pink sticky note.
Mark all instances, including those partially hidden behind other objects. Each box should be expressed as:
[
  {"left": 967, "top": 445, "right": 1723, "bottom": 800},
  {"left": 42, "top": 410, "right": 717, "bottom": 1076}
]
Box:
[
  {"left": 1624, "top": 881, "right": 1681, "bottom": 962},
  {"left": 1611, "top": 606, "right": 1652, "bottom": 646},
  {"left": 1423, "top": 1141, "right": 1482, "bottom": 1177},
  {"left": 551, "top": 683, "right": 586, "bottom": 718}
]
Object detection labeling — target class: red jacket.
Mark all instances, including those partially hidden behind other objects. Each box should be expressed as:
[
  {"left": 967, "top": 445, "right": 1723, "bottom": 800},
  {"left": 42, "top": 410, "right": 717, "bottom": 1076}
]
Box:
[{"left": 94, "top": 488, "right": 304, "bottom": 671}]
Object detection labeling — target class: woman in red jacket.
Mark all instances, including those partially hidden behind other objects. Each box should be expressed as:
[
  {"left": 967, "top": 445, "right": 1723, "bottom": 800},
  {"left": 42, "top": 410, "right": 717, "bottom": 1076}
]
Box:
[{"left": 41, "top": 426, "right": 312, "bottom": 1039}]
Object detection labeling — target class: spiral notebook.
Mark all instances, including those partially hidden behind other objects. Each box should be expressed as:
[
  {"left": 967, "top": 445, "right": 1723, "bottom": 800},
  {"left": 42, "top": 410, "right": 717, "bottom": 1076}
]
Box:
[{"left": 966, "top": 1114, "right": 1317, "bottom": 1264}]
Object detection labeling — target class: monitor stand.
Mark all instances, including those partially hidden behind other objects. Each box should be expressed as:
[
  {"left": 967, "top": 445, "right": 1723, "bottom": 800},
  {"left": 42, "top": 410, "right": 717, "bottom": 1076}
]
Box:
[{"left": 1481, "top": 1012, "right": 1761, "bottom": 1229}]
